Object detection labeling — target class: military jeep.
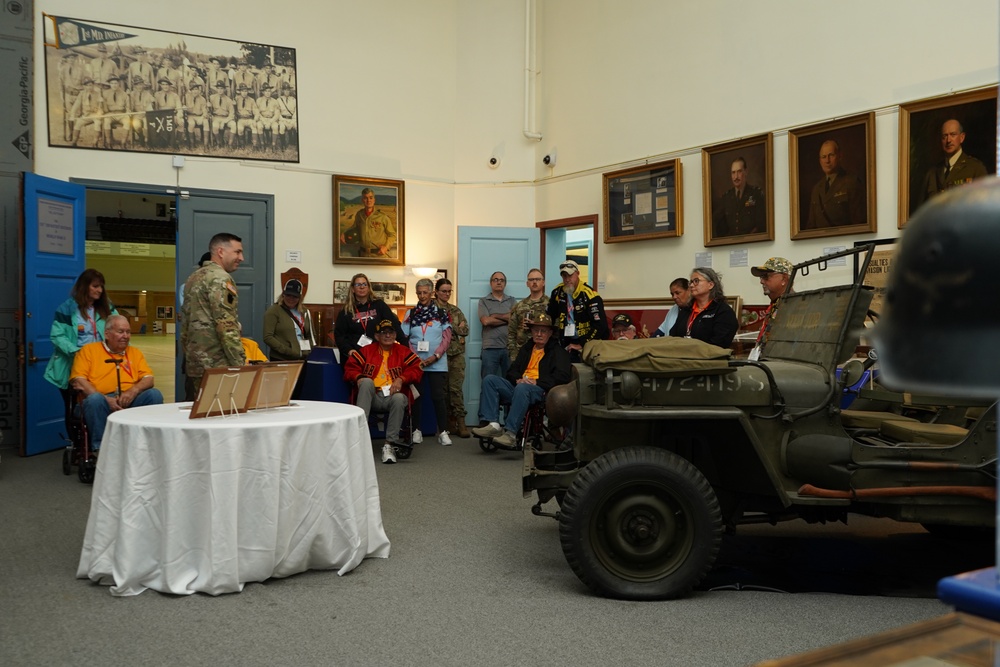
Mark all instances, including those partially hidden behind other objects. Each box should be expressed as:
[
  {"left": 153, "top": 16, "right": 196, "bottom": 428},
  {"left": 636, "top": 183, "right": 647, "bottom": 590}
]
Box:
[{"left": 523, "top": 245, "right": 996, "bottom": 600}]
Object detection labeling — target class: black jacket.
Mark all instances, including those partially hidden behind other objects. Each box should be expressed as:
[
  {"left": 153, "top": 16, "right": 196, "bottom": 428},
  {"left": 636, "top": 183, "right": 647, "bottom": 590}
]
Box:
[
  {"left": 507, "top": 336, "right": 572, "bottom": 392},
  {"left": 668, "top": 299, "right": 738, "bottom": 348},
  {"left": 333, "top": 299, "right": 405, "bottom": 361}
]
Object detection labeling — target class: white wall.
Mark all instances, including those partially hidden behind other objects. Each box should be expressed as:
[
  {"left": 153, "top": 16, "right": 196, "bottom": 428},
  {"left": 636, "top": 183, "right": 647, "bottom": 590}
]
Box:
[
  {"left": 34, "top": 0, "right": 538, "bottom": 304},
  {"left": 34, "top": 1, "right": 999, "bottom": 307},
  {"left": 535, "top": 0, "right": 999, "bottom": 303}
]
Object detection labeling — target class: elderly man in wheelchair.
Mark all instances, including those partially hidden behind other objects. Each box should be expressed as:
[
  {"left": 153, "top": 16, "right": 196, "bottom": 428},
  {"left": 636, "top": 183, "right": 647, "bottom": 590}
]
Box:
[
  {"left": 473, "top": 312, "right": 571, "bottom": 448},
  {"left": 343, "top": 319, "right": 424, "bottom": 464},
  {"left": 69, "top": 314, "right": 164, "bottom": 453}
]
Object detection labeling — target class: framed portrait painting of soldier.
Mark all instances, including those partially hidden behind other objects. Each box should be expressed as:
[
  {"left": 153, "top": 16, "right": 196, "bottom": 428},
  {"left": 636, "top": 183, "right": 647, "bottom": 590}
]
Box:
[
  {"left": 788, "top": 113, "right": 876, "bottom": 240},
  {"left": 898, "top": 86, "right": 997, "bottom": 227},
  {"left": 333, "top": 175, "right": 405, "bottom": 266},
  {"left": 42, "top": 14, "right": 299, "bottom": 163},
  {"left": 702, "top": 135, "right": 774, "bottom": 247}
]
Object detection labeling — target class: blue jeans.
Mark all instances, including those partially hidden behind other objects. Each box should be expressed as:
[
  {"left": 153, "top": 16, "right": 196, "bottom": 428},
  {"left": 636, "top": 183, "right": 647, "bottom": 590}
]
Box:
[
  {"left": 480, "top": 348, "right": 511, "bottom": 380},
  {"left": 478, "top": 374, "right": 544, "bottom": 434},
  {"left": 81, "top": 388, "right": 164, "bottom": 450}
]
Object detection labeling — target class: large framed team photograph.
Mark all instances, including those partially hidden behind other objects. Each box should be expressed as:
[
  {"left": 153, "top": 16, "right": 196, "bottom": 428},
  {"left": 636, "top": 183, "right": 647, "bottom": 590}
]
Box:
[
  {"left": 788, "top": 113, "right": 876, "bottom": 240},
  {"left": 898, "top": 86, "right": 997, "bottom": 227},
  {"left": 42, "top": 14, "right": 299, "bottom": 162},
  {"left": 702, "top": 134, "right": 774, "bottom": 247},
  {"left": 333, "top": 175, "right": 405, "bottom": 266},
  {"left": 603, "top": 159, "right": 683, "bottom": 243}
]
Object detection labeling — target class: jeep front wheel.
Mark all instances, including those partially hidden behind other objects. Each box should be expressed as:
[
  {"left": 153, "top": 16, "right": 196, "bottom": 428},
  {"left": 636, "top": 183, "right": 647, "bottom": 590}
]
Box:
[{"left": 558, "top": 447, "right": 722, "bottom": 600}]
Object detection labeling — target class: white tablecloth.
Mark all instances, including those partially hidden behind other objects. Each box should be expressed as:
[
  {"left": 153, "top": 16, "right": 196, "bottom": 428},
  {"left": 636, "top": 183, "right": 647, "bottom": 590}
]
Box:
[{"left": 77, "top": 401, "right": 390, "bottom": 596}]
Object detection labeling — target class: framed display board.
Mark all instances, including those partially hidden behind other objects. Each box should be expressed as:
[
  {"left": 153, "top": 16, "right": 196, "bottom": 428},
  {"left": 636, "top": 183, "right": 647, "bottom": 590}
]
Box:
[
  {"left": 189, "top": 361, "right": 304, "bottom": 418},
  {"left": 190, "top": 366, "right": 259, "bottom": 418},
  {"left": 247, "top": 361, "right": 303, "bottom": 410}
]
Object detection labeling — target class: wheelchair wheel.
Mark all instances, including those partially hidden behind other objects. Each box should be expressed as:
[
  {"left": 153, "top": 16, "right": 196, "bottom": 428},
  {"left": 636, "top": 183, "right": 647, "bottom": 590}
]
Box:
[
  {"left": 394, "top": 444, "right": 413, "bottom": 460},
  {"left": 478, "top": 438, "right": 497, "bottom": 453},
  {"left": 78, "top": 456, "right": 96, "bottom": 484},
  {"left": 62, "top": 447, "right": 72, "bottom": 475}
]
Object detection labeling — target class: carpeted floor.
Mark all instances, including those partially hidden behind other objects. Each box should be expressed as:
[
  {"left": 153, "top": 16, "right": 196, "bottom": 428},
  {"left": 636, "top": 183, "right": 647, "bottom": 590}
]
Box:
[{"left": 1, "top": 429, "right": 983, "bottom": 667}]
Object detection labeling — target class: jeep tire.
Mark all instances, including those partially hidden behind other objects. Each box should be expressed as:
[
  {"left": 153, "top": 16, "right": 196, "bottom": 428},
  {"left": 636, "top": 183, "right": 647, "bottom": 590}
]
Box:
[{"left": 559, "top": 446, "right": 723, "bottom": 600}]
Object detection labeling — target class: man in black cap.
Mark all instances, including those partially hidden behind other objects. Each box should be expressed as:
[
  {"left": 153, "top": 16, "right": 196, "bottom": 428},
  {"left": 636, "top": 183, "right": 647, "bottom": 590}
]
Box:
[
  {"left": 343, "top": 320, "right": 424, "bottom": 464},
  {"left": 610, "top": 313, "right": 637, "bottom": 340},
  {"left": 546, "top": 259, "right": 608, "bottom": 361}
]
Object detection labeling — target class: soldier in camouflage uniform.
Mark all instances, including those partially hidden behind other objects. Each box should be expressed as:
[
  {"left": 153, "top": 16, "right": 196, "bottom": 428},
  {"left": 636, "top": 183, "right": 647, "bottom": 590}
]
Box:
[
  {"left": 507, "top": 268, "right": 549, "bottom": 361},
  {"left": 180, "top": 233, "right": 246, "bottom": 399},
  {"left": 435, "top": 278, "right": 471, "bottom": 437}
]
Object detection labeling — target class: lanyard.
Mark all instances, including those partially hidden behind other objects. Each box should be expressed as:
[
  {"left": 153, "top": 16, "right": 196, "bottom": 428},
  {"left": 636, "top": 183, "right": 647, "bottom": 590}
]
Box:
[
  {"left": 104, "top": 346, "right": 134, "bottom": 380},
  {"left": 686, "top": 300, "right": 711, "bottom": 337},
  {"left": 756, "top": 303, "right": 774, "bottom": 343}
]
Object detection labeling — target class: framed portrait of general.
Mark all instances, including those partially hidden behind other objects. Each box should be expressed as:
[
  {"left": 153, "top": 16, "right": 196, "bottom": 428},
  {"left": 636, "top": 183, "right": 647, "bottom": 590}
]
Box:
[
  {"left": 702, "top": 135, "right": 774, "bottom": 247},
  {"left": 603, "top": 159, "right": 683, "bottom": 243},
  {"left": 898, "top": 86, "right": 997, "bottom": 227},
  {"left": 788, "top": 113, "right": 876, "bottom": 240},
  {"left": 333, "top": 175, "right": 405, "bottom": 266}
]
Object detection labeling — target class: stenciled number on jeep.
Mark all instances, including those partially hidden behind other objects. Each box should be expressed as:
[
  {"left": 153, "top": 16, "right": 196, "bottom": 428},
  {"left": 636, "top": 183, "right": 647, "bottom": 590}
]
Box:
[{"left": 646, "top": 373, "right": 765, "bottom": 393}]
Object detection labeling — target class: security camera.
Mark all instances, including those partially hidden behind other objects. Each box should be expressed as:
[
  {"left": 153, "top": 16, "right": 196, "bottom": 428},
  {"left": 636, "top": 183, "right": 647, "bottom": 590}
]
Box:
[
  {"left": 489, "top": 156, "right": 500, "bottom": 169},
  {"left": 543, "top": 149, "right": 557, "bottom": 167}
]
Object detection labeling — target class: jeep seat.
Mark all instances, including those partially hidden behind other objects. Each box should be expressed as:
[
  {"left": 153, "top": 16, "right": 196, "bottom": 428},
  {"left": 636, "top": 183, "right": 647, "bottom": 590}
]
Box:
[
  {"left": 840, "top": 410, "right": 917, "bottom": 430},
  {"left": 879, "top": 420, "right": 968, "bottom": 445}
]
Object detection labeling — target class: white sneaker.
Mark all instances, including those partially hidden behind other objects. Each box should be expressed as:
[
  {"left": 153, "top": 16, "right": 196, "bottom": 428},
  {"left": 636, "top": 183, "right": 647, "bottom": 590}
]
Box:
[
  {"left": 411, "top": 429, "right": 423, "bottom": 444},
  {"left": 381, "top": 443, "right": 397, "bottom": 464},
  {"left": 438, "top": 431, "right": 452, "bottom": 446}
]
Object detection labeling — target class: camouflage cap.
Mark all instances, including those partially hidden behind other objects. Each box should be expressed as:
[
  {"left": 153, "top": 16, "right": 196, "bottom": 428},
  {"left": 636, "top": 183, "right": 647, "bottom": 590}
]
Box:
[{"left": 750, "top": 257, "right": 793, "bottom": 277}]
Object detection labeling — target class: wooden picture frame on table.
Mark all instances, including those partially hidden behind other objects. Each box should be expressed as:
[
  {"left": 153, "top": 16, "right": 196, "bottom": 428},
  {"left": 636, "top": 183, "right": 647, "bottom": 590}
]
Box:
[
  {"left": 603, "top": 159, "right": 683, "bottom": 243},
  {"left": 333, "top": 175, "right": 405, "bottom": 265},
  {"left": 702, "top": 134, "right": 773, "bottom": 247},
  {"left": 898, "top": 86, "right": 997, "bottom": 227},
  {"left": 246, "top": 361, "right": 304, "bottom": 410},
  {"left": 189, "top": 366, "right": 258, "bottom": 419},
  {"left": 789, "top": 113, "right": 876, "bottom": 240}
]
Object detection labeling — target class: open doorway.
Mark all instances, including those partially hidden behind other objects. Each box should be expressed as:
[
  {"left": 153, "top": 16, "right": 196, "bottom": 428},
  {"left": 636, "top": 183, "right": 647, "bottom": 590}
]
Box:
[
  {"left": 538, "top": 214, "right": 599, "bottom": 289},
  {"left": 84, "top": 190, "right": 178, "bottom": 403}
]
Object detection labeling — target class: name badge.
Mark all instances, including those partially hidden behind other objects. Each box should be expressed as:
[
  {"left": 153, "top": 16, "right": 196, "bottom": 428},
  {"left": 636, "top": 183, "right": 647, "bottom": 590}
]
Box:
[
  {"left": 299, "top": 340, "right": 312, "bottom": 352},
  {"left": 382, "top": 385, "right": 391, "bottom": 396},
  {"left": 358, "top": 334, "right": 373, "bottom": 347},
  {"left": 417, "top": 340, "right": 430, "bottom": 352},
  {"left": 748, "top": 345, "right": 761, "bottom": 362},
  {"left": 564, "top": 323, "right": 576, "bottom": 337}
]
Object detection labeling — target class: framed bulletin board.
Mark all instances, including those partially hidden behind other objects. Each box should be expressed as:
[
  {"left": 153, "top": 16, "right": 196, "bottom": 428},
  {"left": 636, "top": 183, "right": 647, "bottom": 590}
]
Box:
[{"left": 603, "top": 159, "right": 683, "bottom": 243}]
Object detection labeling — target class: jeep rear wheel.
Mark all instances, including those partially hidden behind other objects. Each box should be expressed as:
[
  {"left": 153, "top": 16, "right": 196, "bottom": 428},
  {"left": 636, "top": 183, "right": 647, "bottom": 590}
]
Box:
[{"left": 559, "top": 446, "right": 722, "bottom": 600}]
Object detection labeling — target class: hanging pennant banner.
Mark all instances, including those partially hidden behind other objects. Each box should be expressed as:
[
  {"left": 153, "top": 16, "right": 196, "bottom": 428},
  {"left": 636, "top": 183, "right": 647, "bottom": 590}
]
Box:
[{"left": 54, "top": 17, "right": 136, "bottom": 48}]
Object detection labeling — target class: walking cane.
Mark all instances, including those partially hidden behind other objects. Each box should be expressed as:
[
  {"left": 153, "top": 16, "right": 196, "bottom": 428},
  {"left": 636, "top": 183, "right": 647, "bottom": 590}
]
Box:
[{"left": 104, "top": 357, "right": 124, "bottom": 398}]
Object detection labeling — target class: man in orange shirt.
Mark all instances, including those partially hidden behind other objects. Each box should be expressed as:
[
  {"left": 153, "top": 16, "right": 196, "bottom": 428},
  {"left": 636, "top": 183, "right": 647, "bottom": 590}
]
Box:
[
  {"left": 343, "top": 320, "right": 423, "bottom": 463},
  {"left": 472, "top": 313, "right": 571, "bottom": 448},
  {"left": 70, "top": 315, "right": 163, "bottom": 450}
]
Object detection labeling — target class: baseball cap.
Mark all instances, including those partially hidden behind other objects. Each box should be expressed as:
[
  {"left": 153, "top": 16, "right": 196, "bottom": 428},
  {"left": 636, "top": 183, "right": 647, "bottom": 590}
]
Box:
[
  {"left": 750, "top": 257, "right": 793, "bottom": 277},
  {"left": 559, "top": 260, "right": 579, "bottom": 276},
  {"left": 282, "top": 279, "right": 303, "bottom": 298},
  {"left": 375, "top": 319, "right": 396, "bottom": 333},
  {"left": 612, "top": 313, "right": 634, "bottom": 328}
]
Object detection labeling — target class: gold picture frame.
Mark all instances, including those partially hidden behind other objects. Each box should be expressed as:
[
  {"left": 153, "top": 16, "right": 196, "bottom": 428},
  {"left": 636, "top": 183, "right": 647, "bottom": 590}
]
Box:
[
  {"left": 898, "top": 86, "right": 997, "bottom": 227},
  {"left": 788, "top": 112, "right": 876, "bottom": 240},
  {"left": 602, "top": 159, "right": 683, "bottom": 243},
  {"left": 333, "top": 175, "right": 405, "bottom": 265},
  {"left": 702, "top": 134, "right": 774, "bottom": 247}
]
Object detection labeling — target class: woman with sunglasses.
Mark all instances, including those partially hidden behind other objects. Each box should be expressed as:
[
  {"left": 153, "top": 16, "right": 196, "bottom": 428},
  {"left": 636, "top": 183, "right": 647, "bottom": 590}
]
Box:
[
  {"left": 668, "top": 267, "right": 738, "bottom": 348},
  {"left": 333, "top": 272, "right": 404, "bottom": 362}
]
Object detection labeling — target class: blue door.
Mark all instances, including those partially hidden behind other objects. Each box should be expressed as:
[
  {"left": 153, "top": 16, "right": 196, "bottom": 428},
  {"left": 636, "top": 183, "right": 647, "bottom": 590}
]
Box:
[
  {"left": 457, "top": 226, "right": 539, "bottom": 423},
  {"left": 22, "top": 173, "right": 87, "bottom": 455}
]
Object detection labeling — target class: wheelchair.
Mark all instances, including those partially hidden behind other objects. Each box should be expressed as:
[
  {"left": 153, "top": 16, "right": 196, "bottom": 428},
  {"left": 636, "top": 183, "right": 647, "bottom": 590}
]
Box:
[
  {"left": 477, "top": 401, "right": 566, "bottom": 453},
  {"left": 60, "top": 389, "right": 97, "bottom": 484}
]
